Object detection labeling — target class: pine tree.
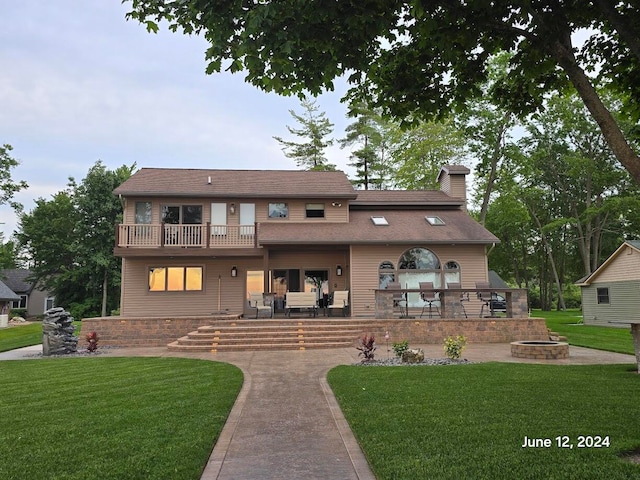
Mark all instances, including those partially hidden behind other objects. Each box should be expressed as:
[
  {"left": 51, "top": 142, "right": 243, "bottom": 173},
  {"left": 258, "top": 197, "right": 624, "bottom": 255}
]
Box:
[{"left": 274, "top": 97, "right": 336, "bottom": 171}]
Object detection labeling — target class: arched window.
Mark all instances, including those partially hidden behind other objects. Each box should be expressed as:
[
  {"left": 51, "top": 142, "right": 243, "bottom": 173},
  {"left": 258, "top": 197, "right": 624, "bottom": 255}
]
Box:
[
  {"left": 379, "top": 261, "right": 395, "bottom": 288},
  {"left": 444, "top": 261, "right": 461, "bottom": 287},
  {"left": 397, "top": 248, "right": 442, "bottom": 307}
]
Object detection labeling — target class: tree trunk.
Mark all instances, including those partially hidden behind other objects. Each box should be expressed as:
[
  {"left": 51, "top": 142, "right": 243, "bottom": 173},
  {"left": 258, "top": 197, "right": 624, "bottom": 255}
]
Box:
[
  {"left": 478, "top": 120, "right": 507, "bottom": 225},
  {"left": 531, "top": 210, "right": 566, "bottom": 311},
  {"left": 101, "top": 270, "right": 108, "bottom": 317},
  {"left": 549, "top": 35, "right": 640, "bottom": 184}
]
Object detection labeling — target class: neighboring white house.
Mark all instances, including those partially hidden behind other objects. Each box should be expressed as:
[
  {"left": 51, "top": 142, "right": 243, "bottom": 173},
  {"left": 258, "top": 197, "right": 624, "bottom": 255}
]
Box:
[{"left": 576, "top": 240, "right": 640, "bottom": 326}]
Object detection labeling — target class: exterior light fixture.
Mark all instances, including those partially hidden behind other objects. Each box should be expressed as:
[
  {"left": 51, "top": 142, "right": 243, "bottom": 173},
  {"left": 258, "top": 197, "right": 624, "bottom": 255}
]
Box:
[
  {"left": 336, "top": 265, "right": 343, "bottom": 276},
  {"left": 331, "top": 202, "right": 342, "bottom": 207},
  {"left": 231, "top": 266, "right": 238, "bottom": 277},
  {"left": 229, "top": 203, "right": 236, "bottom": 214}
]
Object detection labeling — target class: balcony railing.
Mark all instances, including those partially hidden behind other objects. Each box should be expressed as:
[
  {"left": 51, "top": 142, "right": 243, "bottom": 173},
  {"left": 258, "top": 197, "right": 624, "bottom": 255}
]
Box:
[{"left": 116, "top": 223, "right": 256, "bottom": 249}]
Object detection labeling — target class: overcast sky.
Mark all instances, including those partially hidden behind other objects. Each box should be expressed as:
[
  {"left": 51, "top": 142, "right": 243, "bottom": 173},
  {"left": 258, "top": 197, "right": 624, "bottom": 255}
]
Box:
[{"left": 0, "top": 0, "right": 353, "bottom": 237}]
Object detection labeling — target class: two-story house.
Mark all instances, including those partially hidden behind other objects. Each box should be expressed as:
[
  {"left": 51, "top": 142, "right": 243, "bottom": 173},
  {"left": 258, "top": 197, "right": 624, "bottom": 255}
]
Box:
[{"left": 113, "top": 165, "right": 503, "bottom": 319}]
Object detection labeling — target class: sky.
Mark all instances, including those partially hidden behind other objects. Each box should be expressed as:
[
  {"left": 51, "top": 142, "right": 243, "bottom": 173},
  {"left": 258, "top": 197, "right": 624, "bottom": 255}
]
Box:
[{"left": 0, "top": 0, "right": 354, "bottom": 238}]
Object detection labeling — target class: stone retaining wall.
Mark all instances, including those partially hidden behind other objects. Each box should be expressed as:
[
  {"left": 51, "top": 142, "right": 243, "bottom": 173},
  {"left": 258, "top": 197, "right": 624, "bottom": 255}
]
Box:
[{"left": 80, "top": 315, "right": 549, "bottom": 348}]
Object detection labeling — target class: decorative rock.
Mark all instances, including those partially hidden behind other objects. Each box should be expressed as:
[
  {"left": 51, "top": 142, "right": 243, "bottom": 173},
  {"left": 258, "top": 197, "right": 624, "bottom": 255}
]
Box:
[
  {"left": 401, "top": 348, "right": 425, "bottom": 364},
  {"left": 42, "top": 308, "right": 78, "bottom": 356}
]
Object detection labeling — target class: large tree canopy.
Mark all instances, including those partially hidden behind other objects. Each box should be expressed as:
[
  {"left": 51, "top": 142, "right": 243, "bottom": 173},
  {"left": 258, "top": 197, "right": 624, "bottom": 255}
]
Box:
[{"left": 126, "top": 1, "right": 640, "bottom": 182}]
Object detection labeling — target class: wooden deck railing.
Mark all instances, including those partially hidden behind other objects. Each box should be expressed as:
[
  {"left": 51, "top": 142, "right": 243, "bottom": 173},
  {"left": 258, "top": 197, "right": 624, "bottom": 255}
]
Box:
[{"left": 117, "top": 223, "right": 256, "bottom": 248}]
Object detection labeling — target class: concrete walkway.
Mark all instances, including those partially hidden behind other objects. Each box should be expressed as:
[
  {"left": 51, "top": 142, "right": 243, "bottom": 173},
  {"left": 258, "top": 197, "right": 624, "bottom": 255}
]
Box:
[{"left": 1, "top": 343, "right": 636, "bottom": 479}]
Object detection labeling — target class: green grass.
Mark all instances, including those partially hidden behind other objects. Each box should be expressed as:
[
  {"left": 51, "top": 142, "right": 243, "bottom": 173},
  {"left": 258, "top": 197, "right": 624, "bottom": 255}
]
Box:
[
  {"left": 0, "top": 357, "right": 243, "bottom": 480},
  {"left": 328, "top": 363, "right": 640, "bottom": 480},
  {"left": 0, "top": 322, "right": 43, "bottom": 352},
  {"left": 535, "top": 309, "right": 635, "bottom": 355},
  {"left": 0, "top": 321, "right": 84, "bottom": 352}
]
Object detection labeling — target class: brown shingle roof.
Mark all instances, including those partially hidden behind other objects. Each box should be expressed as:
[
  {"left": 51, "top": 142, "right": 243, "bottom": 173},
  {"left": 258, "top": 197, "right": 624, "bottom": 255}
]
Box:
[
  {"left": 114, "top": 168, "right": 357, "bottom": 199},
  {"left": 258, "top": 210, "right": 499, "bottom": 245},
  {"left": 351, "top": 190, "right": 462, "bottom": 207}
]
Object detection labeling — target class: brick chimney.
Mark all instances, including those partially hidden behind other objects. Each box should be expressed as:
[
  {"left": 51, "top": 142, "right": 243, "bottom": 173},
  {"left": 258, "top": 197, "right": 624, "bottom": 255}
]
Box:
[{"left": 437, "top": 165, "right": 470, "bottom": 210}]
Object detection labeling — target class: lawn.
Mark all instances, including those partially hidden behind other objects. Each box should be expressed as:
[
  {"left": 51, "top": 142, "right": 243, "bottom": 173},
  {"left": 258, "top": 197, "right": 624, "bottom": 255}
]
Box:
[
  {"left": 536, "top": 309, "right": 635, "bottom": 355},
  {"left": 0, "top": 321, "right": 83, "bottom": 353},
  {"left": 0, "top": 357, "right": 243, "bottom": 480},
  {"left": 0, "top": 322, "right": 43, "bottom": 352},
  {"left": 328, "top": 362, "right": 640, "bottom": 480}
]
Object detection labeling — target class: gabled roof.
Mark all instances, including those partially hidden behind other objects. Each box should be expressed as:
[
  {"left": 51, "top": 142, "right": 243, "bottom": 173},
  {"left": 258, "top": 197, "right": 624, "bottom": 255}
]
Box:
[
  {"left": 0, "top": 269, "right": 34, "bottom": 294},
  {"left": 114, "top": 168, "right": 358, "bottom": 199},
  {"left": 576, "top": 240, "right": 640, "bottom": 285},
  {"left": 0, "top": 280, "right": 19, "bottom": 301},
  {"left": 258, "top": 209, "right": 499, "bottom": 245},
  {"left": 351, "top": 190, "right": 463, "bottom": 207}
]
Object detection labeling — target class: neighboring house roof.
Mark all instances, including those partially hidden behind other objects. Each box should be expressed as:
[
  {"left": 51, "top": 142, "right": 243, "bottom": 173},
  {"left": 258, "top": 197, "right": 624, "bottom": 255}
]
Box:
[
  {"left": 576, "top": 240, "right": 640, "bottom": 285},
  {"left": 0, "top": 269, "right": 35, "bottom": 295},
  {"left": 258, "top": 209, "right": 499, "bottom": 245},
  {"left": 488, "top": 270, "right": 509, "bottom": 288},
  {"left": 0, "top": 280, "right": 20, "bottom": 301},
  {"left": 114, "top": 168, "right": 358, "bottom": 199},
  {"left": 351, "top": 190, "right": 463, "bottom": 207}
]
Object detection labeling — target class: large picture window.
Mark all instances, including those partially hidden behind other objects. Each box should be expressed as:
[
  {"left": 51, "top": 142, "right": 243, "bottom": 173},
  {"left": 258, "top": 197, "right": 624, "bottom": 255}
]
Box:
[{"left": 149, "top": 267, "right": 203, "bottom": 292}]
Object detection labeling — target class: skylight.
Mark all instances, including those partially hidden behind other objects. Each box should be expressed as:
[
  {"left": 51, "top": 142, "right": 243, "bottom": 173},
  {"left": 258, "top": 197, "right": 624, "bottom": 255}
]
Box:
[
  {"left": 371, "top": 216, "right": 389, "bottom": 226},
  {"left": 426, "top": 216, "right": 445, "bottom": 225}
]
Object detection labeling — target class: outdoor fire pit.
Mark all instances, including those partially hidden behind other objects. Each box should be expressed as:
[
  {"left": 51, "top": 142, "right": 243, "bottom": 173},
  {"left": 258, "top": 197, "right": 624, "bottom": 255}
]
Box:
[{"left": 510, "top": 340, "right": 569, "bottom": 360}]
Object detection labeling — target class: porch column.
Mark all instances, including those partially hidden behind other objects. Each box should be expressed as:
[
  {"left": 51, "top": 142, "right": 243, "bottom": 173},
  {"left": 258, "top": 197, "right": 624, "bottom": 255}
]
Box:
[
  {"left": 263, "top": 249, "right": 270, "bottom": 293},
  {"left": 375, "top": 290, "right": 394, "bottom": 319}
]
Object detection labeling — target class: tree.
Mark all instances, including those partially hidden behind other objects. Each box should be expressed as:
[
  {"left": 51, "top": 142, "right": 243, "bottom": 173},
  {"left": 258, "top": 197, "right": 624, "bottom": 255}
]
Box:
[
  {"left": 340, "top": 103, "right": 391, "bottom": 189},
  {"left": 16, "top": 162, "right": 135, "bottom": 319},
  {"left": 73, "top": 162, "right": 136, "bottom": 317},
  {"left": 388, "top": 119, "right": 466, "bottom": 190},
  {"left": 0, "top": 234, "right": 19, "bottom": 269},
  {"left": 456, "top": 53, "right": 519, "bottom": 225},
  {"left": 273, "top": 97, "right": 336, "bottom": 171},
  {"left": 126, "top": 1, "right": 640, "bottom": 183},
  {"left": 1, "top": 144, "right": 27, "bottom": 208},
  {"left": 16, "top": 190, "right": 78, "bottom": 300}
]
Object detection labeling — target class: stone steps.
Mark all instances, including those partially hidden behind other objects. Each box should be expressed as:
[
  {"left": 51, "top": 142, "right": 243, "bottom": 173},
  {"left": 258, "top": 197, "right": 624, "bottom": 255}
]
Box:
[{"left": 167, "top": 320, "right": 371, "bottom": 351}]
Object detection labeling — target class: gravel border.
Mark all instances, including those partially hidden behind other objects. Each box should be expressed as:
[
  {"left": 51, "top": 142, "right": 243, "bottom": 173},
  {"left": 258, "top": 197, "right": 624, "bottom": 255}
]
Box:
[{"left": 354, "top": 357, "right": 473, "bottom": 366}]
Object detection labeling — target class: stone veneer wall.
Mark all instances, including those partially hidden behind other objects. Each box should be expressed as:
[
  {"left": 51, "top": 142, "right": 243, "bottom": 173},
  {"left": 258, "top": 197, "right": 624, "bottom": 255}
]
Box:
[
  {"left": 79, "top": 315, "right": 241, "bottom": 347},
  {"left": 80, "top": 315, "right": 548, "bottom": 348}
]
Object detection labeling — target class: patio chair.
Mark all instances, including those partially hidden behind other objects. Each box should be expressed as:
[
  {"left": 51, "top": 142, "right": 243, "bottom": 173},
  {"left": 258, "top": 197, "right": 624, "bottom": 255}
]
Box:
[
  {"left": 446, "top": 282, "right": 468, "bottom": 318},
  {"left": 248, "top": 292, "right": 272, "bottom": 318},
  {"left": 476, "top": 281, "right": 495, "bottom": 317},
  {"left": 327, "top": 290, "right": 349, "bottom": 317},
  {"left": 386, "top": 282, "right": 407, "bottom": 318},
  {"left": 419, "top": 282, "right": 440, "bottom": 318}
]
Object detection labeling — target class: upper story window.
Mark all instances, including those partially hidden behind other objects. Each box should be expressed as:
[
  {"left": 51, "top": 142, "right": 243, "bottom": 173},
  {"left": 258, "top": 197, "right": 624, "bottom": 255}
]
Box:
[
  {"left": 162, "top": 205, "right": 202, "bottom": 224},
  {"left": 269, "top": 203, "right": 288, "bottom": 218},
  {"left": 135, "top": 202, "right": 152, "bottom": 224},
  {"left": 398, "top": 247, "right": 440, "bottom": 270},
  {"left": 306, "top": 203, "right": 325, "bottom": 218}
]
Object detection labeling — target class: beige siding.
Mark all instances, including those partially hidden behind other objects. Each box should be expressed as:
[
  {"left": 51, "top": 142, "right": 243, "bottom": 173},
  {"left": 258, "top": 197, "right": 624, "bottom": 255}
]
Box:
[
  {"left": 120, "top": 251, "right": 349, "bottom": 317},
  {"left": 120, "top": 257, "right": 259, "bottom": 316},
  {"left": 122, "top": 197, "right": 349, "bottom": 225},
  {"left": 349, "top": 244, "right": 489, "bottom": 317},
  {"left": 594, "top": 246, "right": 640, "bottom": 282}
]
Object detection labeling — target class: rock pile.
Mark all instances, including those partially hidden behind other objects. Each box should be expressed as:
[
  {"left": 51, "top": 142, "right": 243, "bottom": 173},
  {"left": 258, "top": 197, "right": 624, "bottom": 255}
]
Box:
[{"left": 42, "top": 307, "right": 78, "bottom": 356}]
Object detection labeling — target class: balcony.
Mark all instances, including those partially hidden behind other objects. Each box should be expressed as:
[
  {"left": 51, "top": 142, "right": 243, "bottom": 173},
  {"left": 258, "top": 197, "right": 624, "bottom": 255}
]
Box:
[{"left": 116, "top": 223, "right": 257, "bottom": 250}]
